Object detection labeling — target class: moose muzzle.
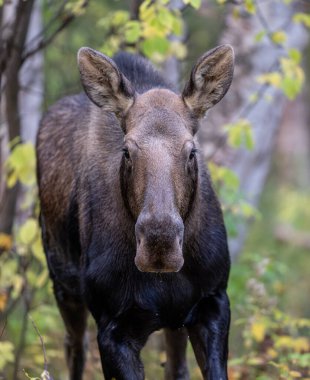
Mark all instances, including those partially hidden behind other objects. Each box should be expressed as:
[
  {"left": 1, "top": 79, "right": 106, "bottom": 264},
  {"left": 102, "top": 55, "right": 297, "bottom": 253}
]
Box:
[{"left": 134, "top": 212, "right": 184, "bottom": 273}]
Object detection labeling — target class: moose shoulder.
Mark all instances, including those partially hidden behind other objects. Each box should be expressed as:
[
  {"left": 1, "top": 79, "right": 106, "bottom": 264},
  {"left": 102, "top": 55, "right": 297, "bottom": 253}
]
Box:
[{"left": 36, "top": 45, "right": 234, "bottom": 380}]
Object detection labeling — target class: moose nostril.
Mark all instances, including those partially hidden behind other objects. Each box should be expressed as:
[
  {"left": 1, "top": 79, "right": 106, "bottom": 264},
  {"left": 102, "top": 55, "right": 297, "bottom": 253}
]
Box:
[{"left": 178, "top": 238, "right": 183, "bottom": 248}]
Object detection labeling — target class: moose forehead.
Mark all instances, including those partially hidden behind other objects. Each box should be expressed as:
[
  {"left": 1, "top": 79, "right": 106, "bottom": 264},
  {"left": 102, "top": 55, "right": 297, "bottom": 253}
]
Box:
[{"left": 125, "top": 88, "right": 195, "bottom": 142}]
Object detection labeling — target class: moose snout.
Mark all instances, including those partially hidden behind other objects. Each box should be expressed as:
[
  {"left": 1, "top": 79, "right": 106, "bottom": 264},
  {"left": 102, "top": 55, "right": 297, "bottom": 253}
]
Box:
[{"left": 135, "top": 212, "right": 184, "bottom": 273}]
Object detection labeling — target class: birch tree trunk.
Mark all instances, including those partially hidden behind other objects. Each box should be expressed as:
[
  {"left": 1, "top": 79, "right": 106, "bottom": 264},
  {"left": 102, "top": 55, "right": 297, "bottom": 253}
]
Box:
[{"left": 198, "top": 0, "right": 309, "bottom": 260}]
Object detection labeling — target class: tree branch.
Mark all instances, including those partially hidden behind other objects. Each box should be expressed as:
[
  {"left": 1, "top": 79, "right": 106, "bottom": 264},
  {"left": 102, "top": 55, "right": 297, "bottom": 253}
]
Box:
[
  {"left": 22, "top": 0, "right": 89, "bottom": 63},
  {"left": 24, "top": 0, "right": 69, "bottom": 48}
]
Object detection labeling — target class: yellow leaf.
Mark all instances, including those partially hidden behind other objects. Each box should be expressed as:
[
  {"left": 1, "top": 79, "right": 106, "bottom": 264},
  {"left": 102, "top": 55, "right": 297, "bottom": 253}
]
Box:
[
  {"left": 0, "top": 341, "right": 14, "bottom": 370},
  {"left": 11, "top": 274, "right": 24, "bottom": 299},
  {"left": 169, "top": 41, "right": 187, "bottom": 59},
  {"left": 36, "top": 269, "right": 49, "bottom": 288},
  {"left": 31, "top": 236, "right": 45, "bottom": 265},
  {"left": 0, "top": 233, "right": 12, "bottom": 251},
  {"left": 0, "top": 292, "right": 8, "bottom": 311},
  {"left": 7, "top": 172, "right": 17, "bottom": 188},
  {"left": 159, "top": 350, "right": 166, "bottom": 363},
  {"left": 19, "top": 218, "right": 38, "bottom": 245},
  {"left": 290, "top": 371, "right": 302, "bottom": 378},
  {"left": 267, "top": 348, "right": 278, "bottom": 358},
  {"left": 244, "top": 0, "right": 256, "bottom": 14},
  {"left": 292, "top": 337, "right": 309, "bottom": 352},
  {"left": 247, "top": 356, "right": 264, "bottom": 365},
  {"left": 257, "top": 72, "right": 282, "bottom": 87},
  {"left": 251, "top": 321, "right": 266, "bottom": 342},
  {"left": 275, "top": 335, "right": 309, "bottom": 352},
  {"left": 271, "top": 31, "right": 287, "bottom": 44}
]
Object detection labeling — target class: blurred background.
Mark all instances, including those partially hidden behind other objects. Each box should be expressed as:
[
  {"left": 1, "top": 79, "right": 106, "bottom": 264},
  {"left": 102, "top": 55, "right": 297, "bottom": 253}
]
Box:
[{"left": 0, "top": 0, "right": 309, "bottom": 379}]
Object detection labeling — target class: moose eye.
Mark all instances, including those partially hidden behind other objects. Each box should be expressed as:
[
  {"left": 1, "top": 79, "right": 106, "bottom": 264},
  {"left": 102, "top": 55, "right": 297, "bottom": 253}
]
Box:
[
  {"left": 189, "top": 148, "right": 197, "bottom": 160},
  {"left": 122, "top": 148, "right": 130, "bottom": 160}
]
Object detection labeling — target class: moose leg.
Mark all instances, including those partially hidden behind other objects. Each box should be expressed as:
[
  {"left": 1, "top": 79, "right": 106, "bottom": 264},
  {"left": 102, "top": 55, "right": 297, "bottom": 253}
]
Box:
[
  {"left": 97, "top": 319, "right": 151, "bottom": 380},
  {"left": 53, "top": 282, "right": 88, "bottom": 380},
  {"left": 164, "top": 328, "right": 190, "bottom": 380},
  {"left": 188, "top": 291, "right": 230, "bottom": 380}
]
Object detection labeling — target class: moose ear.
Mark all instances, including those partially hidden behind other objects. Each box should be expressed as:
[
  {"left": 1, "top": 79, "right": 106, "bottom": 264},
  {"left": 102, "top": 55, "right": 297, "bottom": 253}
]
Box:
[
  {"left": 77, "top": 47, "right": 135, "bottom": 115},
  {"left": 182, "top": 45, "right": 234, "bottom": 118}
]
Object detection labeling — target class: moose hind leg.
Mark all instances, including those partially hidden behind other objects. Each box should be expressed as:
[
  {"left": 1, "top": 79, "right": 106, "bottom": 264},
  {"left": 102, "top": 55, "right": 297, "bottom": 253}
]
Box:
[
  {"left": 54, "top": 282, "right": 88, "bottom": 380},
  {"left": 164, "top": 328, "right": 189, "bottom": 380}
]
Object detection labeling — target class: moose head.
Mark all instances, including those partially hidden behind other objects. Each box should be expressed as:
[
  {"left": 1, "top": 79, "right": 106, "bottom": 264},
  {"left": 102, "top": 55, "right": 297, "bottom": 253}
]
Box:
[{"left": 78, "top": 45, "right": 234, "bottom": 273}]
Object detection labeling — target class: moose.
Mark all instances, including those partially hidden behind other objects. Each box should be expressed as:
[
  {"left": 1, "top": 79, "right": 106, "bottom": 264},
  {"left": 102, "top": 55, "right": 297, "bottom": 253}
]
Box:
[{"left": 36, "top": 44, "right": 234, "bottom": 380}]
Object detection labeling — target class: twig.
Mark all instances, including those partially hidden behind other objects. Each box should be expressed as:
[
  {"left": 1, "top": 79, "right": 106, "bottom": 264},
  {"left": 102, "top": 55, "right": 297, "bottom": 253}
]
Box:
[
  {"left": 21, "top": 0, "right": 89, "bottom": 63},
  {"left": 206, "top": 60, "right": 278, "bottom": 160},
  {"left": 254, "top": 0, "right": 285, "bottom": 50},
  {"left": 29, "top": 316, "right": 48, "bottom": 373},
  {"left": 24, "top": 0, "right": 69, "bottom": 47},
  {"left": 12, "top": 253, "right": 32, "bottom": 380},
  {"left": 237, "top": 61, "right": 279, "bottom": 120},
  {"left": 12, "top": 292, "right": 30, "bottom": 380},
  {"left": 0, "top": 319, "right": 7, "bottom": 340},
  {"left": 22, "top": 15, "right": 74, "bottom": 63}
]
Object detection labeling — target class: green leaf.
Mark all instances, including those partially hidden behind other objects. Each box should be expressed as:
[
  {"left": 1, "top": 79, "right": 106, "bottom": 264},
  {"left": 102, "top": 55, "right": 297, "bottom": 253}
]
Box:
[
  {"left": 257, "top": 72, "right": 282, "bottom": 87},
  {"left": 111, "top": 10, "right": 130, "bottom": 27},
  {"left": 254, "top": 31, "right": 266, "bottom": 42},
  {"left": 288, "top": 48, "right": 301, "bottom": 64},
  {"left": 0, "top": 341, "right": 14, "bottom": 370},
  {"left": 19, "top": 218, "right": 39, "bottom": 246},
  {"left": 209, "top": 163, "right": 240, "bottom": 191},
  {"left": 249, "top": 93, "right": 258, "bottom": 103},
  {"left": 183, "top": 0, "right": 201, "bottom": 9},
  {"left": 5, "top": 143, "right": 36, "bottom": 187},
  {"left": 141, "top": 36, "right": 170, "bottom": 58},
  {"left": 244, "top": 0, "right": 256, "bottom": 14},
  {"left": 23, "top": 370, "right": 40, "bottom": 380},
  {"left": 239, "top": 201, "right": 259, "bottom": 218},
  {"left": 171, "top": 14, "right": 183, "bottom": 36},
  {"left": 169, "top": 41, "right": 187, "bottom": 59},
  {"left": 293, "top": 13, "right": 310, "bottom": 28},
  {"left": 280, "top": 57, "right": 305, "bottom": 100},
  {"left": 157, "top": 7, "right": 174, "bottom": 30},
  {"left": 281, "top": 77, "right": 301, "bottom": 100},
  {"left": 65, "top": 0, "right": 87, "bottom": 16},
  {"left": 124, "top": 21, "right": 141, "bottom": 43},
  {"left": 245, "top": 128, "right": 254, "bottom": 150},
  {"left": 271, "top": 31, "right": 287, "bottom": 45},
  {"left": 225, "top": 119, "right": 254, "bottom": 150}
]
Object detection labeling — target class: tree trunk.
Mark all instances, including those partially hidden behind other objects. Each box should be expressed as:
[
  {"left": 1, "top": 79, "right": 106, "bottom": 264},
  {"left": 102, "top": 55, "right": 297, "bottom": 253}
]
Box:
[
  {"left": 0, "top": 0, "right": 36, "bottom": 235},
  {"left": 198, "top": 1, "right": 309, "bottom": 260}
]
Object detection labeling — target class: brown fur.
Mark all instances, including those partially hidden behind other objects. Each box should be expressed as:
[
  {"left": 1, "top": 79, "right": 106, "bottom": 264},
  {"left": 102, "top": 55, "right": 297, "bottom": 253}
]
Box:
[{"left": 36, "top": 46, "right": 234, "bottom": 380}]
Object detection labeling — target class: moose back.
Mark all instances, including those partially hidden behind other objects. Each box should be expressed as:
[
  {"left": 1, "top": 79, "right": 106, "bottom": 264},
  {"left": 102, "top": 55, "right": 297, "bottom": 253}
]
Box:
[{"left": 36, "top": 45, "right": 234, "bottom": 380}]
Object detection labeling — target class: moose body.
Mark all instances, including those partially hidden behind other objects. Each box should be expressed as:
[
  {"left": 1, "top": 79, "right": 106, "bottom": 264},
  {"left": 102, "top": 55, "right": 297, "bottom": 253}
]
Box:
[{"left": 36, "top": 45, "right": 234, "bottom": 380}]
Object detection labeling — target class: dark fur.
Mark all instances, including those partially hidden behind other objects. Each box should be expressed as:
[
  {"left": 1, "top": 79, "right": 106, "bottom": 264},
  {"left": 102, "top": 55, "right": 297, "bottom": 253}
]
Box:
[
  {"left": 114, "top": 52, "right": 173, "bottom": 92},
  {"left": 37, "top": 47, "right": 233, "bottom": 380}
]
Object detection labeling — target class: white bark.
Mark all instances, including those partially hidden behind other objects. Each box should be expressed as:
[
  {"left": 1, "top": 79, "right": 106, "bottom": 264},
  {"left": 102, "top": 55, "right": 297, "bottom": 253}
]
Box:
[
  {"left": 20, "top": 0, "right": 43, "bottom": 144},
  {"left": 17, "top": 0, "right": 43, "bottom": 224},
  {"left": 198, "top": 0, "right": 309, "bottom": 260}
]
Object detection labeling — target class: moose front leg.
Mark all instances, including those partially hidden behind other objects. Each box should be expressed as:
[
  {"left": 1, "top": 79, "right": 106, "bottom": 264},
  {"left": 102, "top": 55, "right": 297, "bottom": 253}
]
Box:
[
  {"left": 97, "top": 320, "right": 150, "bottom": 380},
  {"left": 164, "top": 327, "right": 190, "bottom": 380},
  {"left": 188, "top": 291, "right": 230, "bottom": 380}
]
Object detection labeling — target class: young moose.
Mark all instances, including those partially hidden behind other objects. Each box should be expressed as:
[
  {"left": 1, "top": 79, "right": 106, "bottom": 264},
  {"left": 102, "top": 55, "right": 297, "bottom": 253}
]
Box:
[{"left": 36, "top": 45, "right": 234, "bottom": 380}]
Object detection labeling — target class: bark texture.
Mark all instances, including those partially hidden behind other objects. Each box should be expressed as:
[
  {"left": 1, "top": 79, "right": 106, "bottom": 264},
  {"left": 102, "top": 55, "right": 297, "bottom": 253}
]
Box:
[
  {"left": 198, "top": 1, "right": 309, "bottom": 259},
  {"left": 0, "top": 0, "right": 36, "bottom": 235}
]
